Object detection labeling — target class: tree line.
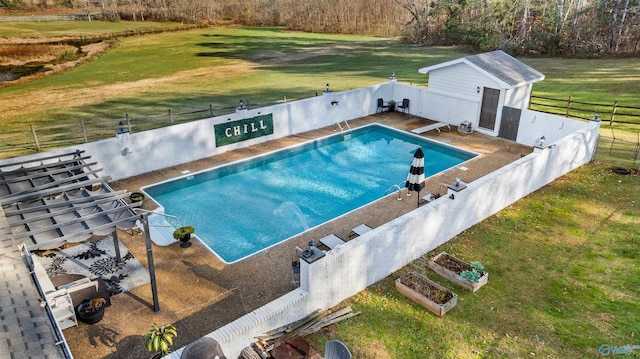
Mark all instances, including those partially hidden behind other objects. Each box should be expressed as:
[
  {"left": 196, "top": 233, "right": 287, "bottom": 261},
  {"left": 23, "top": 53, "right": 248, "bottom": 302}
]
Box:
[{"left": 3, "top": 0, "right": 639, "bottom": 56}]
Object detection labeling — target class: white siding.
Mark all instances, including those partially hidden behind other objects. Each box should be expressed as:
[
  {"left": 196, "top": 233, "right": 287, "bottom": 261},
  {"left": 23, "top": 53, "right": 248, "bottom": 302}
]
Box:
[
  {"left": 504, "top": 85, "right": 531, "bottom": 109},
  {"left": 428, "top": 63, "right": 499, "bottom": 98}
]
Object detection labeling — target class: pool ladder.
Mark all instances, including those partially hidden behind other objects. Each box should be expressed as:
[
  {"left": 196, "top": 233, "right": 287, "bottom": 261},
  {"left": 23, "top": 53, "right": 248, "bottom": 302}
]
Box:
[
  {"left": 337, "top": 120, "right": 352, "bottom": 140},
  {"left": 384, "top": 181, "right": 407, "bottom": 201}
]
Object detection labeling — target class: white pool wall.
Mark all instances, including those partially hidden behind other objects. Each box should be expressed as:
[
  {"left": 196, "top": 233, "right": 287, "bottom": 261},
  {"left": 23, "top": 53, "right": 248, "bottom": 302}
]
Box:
[{"left": 0, "top": 82, "right": 593, "bottom": 182}]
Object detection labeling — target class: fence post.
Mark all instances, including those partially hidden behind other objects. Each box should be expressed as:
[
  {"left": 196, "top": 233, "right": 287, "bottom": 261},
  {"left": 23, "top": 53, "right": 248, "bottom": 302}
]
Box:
[
  {"left": 209, "top": 104, "right": 213, "bottom": 117},
  {"left": 30, "top": 124, "right": 41, "bottom": 151},
  {"left": 168, "top": 109, "right": 173, "bottom": 125},
  {"left": 80, "top": 120, "right": 88, "bottom": 143},
  {"left": 610, "top": 101, "right": 617, "bottom": 125},
  {"left": 565, "top": 96, "right": 572, "bottom": 117}
]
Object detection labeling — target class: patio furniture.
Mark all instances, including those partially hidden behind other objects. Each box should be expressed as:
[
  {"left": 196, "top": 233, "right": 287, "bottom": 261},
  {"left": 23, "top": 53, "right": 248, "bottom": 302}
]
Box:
[
  {"left": 397, "top": 98, "right": 410, "bottom": 114},
  {"left": 325, "top": 340, "right": 352, "bottom": 359},
  {"left": 349, "top": 224, "right": 373, "bottom": 238},
  {"left": 319, "top": 234, "right": 346, "bottom": 249},
  {"left": 411, "top": 122, "right": 451, "bottom": 134},
  {"left": 376, "top": 98, "right": 389, "bottom": 113},
  {"left": 180, "top": 337, "right": 227, "bottom": 359},
  {"left": 50, "top": 274, "right": 111, "bottom": 308}
]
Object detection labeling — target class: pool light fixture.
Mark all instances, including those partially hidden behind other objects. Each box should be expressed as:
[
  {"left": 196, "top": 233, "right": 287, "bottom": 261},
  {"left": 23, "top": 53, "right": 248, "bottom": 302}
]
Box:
[{"left": 324, "top": 83, "right": 332, "bottom": 93}]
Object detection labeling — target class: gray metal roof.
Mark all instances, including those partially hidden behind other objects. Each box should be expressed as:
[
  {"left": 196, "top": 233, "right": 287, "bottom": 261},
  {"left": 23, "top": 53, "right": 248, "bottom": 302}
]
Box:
[
  {"left": 465, "top": 50, "right": 544, "bottom": 87},
  {"left": 418, "top": 50, "right": 544, "bottom": 88}
]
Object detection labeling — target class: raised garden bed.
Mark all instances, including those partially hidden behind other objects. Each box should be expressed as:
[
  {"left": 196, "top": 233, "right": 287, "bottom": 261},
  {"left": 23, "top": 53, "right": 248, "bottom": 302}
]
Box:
[
  {"left": 395, "top": 271, "right": 457, "bottom": 317},
  {"left": 428, "top": 252, "right": 488, "bottom": 293}
]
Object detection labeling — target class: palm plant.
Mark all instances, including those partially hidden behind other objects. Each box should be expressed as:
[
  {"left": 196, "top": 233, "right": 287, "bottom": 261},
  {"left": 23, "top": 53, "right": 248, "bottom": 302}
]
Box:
[{"left": 143, "top": 323, "right": 178, "bottom": 358}]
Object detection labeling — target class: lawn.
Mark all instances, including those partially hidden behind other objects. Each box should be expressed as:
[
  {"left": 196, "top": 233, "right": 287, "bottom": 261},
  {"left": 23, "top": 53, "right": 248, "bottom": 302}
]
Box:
[{"left": 308, "top": 163, "right": 639, "bottom": 358}]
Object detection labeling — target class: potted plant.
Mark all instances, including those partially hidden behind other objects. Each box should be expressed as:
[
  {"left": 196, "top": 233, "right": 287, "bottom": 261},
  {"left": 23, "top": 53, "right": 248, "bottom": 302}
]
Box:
[
  {"left": 396, "top": 271, "right": 457, "bottom": 317},
  {"left": 144, "top": 323, "right": 178, "bottom": 359},
  {"left": 129, "top": 192, "right": 145, "bottom": 203},
  {"left": 173, "top": 226, "right": 195, "bottom": 248},
  {"left": 387, "top": 100, "right": 396, "bottom": 112},
  {"left": 427, "top": 252, "right": 488, "bottom": 292}
]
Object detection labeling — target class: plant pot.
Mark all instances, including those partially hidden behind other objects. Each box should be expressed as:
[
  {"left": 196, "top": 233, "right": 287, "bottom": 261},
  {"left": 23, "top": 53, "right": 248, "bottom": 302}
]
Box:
[
  {"left": 179, "top": 233, "right": 192, "bottom": 248},
  {"left": 129, "top": 192, "right": 145, "bottom": 203},
  {"left": 76, "top": 299, "right": 105, "bottom": 324},
  {"left": 395, "top": 271, "right": 457, "bottom": 317},
  {"left": 428, "top": 252, "right": 488, "bottom": 293}
]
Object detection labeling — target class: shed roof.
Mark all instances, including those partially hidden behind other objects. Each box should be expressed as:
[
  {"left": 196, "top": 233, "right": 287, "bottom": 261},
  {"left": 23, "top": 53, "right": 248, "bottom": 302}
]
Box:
[{"left": 418, "top": 50, "right": 544, "bottom": 88}]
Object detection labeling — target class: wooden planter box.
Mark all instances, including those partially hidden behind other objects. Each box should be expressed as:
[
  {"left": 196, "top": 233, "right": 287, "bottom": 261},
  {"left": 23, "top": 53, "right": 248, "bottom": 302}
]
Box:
[
  {"left": 395, "top": 272, "right": 457, "bottom": 317},
  {"left": 428, "top": 252, "right": 488, "bottom": 293}
]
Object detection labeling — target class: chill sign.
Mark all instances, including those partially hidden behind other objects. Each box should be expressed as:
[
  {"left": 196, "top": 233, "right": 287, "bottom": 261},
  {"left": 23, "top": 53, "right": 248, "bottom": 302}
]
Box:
[{"left": 214, "top": 114, "right": 274, "bottom": 147}]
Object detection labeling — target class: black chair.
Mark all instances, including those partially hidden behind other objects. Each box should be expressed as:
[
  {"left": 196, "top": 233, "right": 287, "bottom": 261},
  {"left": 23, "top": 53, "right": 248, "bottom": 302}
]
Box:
[
  {"left": 397, "top": 98, "right": 410, "bottom": 114},
  {"left": 376, "top": 98, "right": 389, "bottom": 113}
]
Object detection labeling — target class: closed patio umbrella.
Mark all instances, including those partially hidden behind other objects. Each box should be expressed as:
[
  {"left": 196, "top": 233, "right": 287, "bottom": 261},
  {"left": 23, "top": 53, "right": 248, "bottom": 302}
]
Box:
[{"left": 405, "top": 147, "right": 425, "bottom": 207}]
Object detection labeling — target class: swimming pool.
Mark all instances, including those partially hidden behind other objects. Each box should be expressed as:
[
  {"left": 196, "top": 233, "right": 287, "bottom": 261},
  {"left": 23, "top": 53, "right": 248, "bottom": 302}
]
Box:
[{"left": 142, "top": 124, "right": 477, "bottom": 263}]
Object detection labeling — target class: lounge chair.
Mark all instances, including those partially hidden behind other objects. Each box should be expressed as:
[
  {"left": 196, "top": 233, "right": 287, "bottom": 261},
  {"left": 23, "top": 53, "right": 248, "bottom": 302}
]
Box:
[
  {"left": 325, "top": 340, "right": 352, "bottom": 359},
  {"left": 349, "top": 224, "right": 373, "bottom": 238},
  {"left": 397, "top": 98, "right": 410, "bottom": 114},
  {"left": 376, "top": 98, "right": 389, "bottom": 113},
  {"left": 319, "top": 234, "right": 346, "bottom": 249},
  {"left": 411, "top": 122, "right": 451, "bottom": 134}
]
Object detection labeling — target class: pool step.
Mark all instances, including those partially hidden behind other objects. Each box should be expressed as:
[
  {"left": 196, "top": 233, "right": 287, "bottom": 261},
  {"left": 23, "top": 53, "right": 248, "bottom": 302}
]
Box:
[{"left": 138, "top": 215, "right": 177, "bottom": 246}]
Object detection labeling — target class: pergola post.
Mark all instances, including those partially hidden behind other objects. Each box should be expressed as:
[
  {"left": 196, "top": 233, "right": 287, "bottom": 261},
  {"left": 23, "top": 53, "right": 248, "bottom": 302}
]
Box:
[
  {"left": 140, "top": 213, "right": 161, "bottom": 313},
  {"left": 112, "top": 229, "right": 122, "bottom": 263}
]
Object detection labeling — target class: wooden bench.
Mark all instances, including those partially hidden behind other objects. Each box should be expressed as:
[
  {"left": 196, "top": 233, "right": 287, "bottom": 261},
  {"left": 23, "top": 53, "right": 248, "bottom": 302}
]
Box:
[{"left": 411, "top": 122, "right": 451, "bottom": 134}]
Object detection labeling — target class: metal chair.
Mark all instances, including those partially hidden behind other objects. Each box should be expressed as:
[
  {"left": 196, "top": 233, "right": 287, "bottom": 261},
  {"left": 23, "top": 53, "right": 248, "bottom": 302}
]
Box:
[
  {"left": 324, "top": 340, "right": 352, "bottom": 359},
  {"left": 376, "top": 98, "right": 389, "bottom": 113},
  {"left": 397, "top": 98, "right": 410, "bottom": 114}
]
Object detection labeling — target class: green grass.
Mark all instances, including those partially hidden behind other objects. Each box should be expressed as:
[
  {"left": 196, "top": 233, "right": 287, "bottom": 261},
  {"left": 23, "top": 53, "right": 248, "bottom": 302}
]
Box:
[{"left": 308, "top": 163, "right": 639, "bottom": 358}]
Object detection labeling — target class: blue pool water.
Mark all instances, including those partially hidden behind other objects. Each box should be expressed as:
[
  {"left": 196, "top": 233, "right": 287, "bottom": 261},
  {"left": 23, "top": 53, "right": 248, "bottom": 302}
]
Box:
[{"left": 142, "top": 124, "right": 477, "bottom": 263}]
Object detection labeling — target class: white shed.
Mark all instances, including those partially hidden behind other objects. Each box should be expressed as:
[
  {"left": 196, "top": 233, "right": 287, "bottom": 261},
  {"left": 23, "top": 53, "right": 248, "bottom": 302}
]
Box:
[{"left": 418, "top": 50, "right": 544, "bottom": 140}]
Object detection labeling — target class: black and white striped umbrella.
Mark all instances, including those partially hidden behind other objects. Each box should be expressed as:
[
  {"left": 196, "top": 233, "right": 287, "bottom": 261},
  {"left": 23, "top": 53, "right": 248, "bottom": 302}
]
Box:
[{"left": 405, "top": 147, "right": 425, "bottom": 207}]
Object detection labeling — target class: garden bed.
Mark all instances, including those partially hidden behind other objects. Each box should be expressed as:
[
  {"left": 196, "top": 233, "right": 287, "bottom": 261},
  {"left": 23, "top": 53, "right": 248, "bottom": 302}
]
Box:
[
  {"left": 428, "top": 252, "right": 488, "bottom": 292},
  {"left": 395, "top": 271, "right": 457, "bottom": 317}
]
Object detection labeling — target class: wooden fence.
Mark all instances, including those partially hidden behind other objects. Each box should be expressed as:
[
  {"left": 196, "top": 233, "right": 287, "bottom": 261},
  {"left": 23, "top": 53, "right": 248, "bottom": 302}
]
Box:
[{"left": 529, "top": 95, "right": 640, "bottom": 126}]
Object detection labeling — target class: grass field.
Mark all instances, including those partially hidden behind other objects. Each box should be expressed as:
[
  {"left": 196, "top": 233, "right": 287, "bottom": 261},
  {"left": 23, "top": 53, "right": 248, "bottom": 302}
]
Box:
[{"left": 308, "top": 163, "right": 639, "bottom": 358}]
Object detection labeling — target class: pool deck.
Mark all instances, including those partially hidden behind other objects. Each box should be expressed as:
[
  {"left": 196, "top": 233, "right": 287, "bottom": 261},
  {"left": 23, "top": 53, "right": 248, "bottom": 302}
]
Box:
[{"left": 59, "top": 113, "right": 531, "bottom": 358}]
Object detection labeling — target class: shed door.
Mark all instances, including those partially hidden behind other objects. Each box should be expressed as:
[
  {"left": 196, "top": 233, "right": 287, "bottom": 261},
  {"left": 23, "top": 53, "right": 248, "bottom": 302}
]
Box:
[
  {"left": 498, "top": 106, "right": 521, "bottom": 141},
  {"left": 478, "top": 88, "right": 500, "bottom": 130}
]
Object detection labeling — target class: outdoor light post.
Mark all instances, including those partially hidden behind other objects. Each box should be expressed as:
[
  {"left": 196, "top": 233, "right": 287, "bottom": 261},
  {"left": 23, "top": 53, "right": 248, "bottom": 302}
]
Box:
[{"left": 115, "top": 120, "right": 131, "bottom": 155}]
